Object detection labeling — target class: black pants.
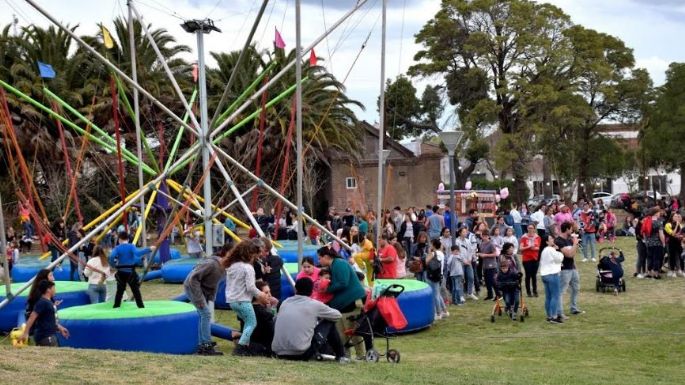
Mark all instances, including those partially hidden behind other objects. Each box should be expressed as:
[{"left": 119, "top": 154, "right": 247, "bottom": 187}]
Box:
[
  {"left": 667, "top": 241, "right": 682, "bottom": 271},
  {"left": 278, "top": 321, "right": 344, "bottom": 361},
  {"left": 70, "top": 260, "right": 79, "bottom": 281},
  {"left": 646, "top": 245, "right": 664, "bottom": 273},
  {"left": 484, "top": 268, "right": 497, "bottom": 299},
  {"left": 537, "top": 229, "right": 546, "bottom": 260},
  {"left": 35, "top": 335, "right": 58, "bottom": 347},
  {"left": 522, "top": 260, "right": 539, "bottom": 296},
  {"left": 636, "top": 241, "right": 647, "bottom": 273},
  {"left": 114, "top": 271, "right": 144, "bottom": 308}
]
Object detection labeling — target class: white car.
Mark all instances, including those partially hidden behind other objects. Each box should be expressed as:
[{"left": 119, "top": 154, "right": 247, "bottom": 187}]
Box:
[{"left": 592, "top": 192, "right": 613, "bottom": 207}]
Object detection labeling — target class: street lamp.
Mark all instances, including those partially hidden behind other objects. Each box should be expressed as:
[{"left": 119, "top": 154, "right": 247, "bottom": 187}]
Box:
[{"left": 438, "top": 127, "right": 463, "bottom": 244}]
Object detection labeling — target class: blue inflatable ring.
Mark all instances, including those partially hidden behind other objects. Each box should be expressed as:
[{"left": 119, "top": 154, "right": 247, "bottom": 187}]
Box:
[
  {"left": 374, "top": 279, "right": 434, "bottom": 333},
  {"left": 0, "top": 281, "right": 90, "bottom": 332},
  {"left": 161, "top": 257, "right": 201, "bottom": 283},
  {"left": 57, "top": 301, "right": 198, "bottom": 354},
  {"left": 11, "top": 255, "right": 71, "bottom": 282}
]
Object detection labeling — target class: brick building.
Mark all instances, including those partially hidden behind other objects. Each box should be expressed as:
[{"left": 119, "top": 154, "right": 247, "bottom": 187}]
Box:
[{"left": 325, "top": 121, "right": 444, "bottom": 212}]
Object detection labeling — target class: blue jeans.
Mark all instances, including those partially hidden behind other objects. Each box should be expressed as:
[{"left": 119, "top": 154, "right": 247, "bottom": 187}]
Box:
[
  {"left": 559, "top": 269, "right": 580, "bottom": 314},
  {"left": 450, "top": 275, "right": 464, "bottom": 304},
  {"left": 230, "top": 301, "right": 256, "bottom": 346},
  {"left": 484, "top": 268, "right": 497, "bottom": 299},
  {"left": 197, "top": 304, "right": 212, "bottom": 345},
  {"left": 87, "top": 284, "right": 107, "bottom": 303},
  {"left": 463, "top": 265, "right": 475, "bottom": 295},
  {"left": 582, "top": 233, "right": 596, "bottom": 260},
  {"left": 502, "top": 289, "right": 519, "bottom": 313},
  {"left": 514, "top": 224, "right": 523, "bottom": 239},
  {"left": 428, "top": 279, "right": 446, "bottom": 315},
  {"left": 542, "top": 273, "right": 560, "bottom": 318},
  {"left": 22, "top": 221, "right": 34, "bottom": 238}
]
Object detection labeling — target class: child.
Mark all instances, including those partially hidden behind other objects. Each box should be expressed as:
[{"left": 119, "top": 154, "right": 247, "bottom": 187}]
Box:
[
  {"left": 295, "top": 256, "right": 320, "bottom": 283},
  {"left": 312, "top": 267, "right": 334, "bottom": 304},
  {"left": 446, "top": 245, "right": 465, "bottom": 305},
  {"left": 109, "top": 231, "right": 155, "bottom": 308},
  {"left": 496, "top": 259, "right": 521, "bottom": 320},
  {"left": 6, "top": 241, "right": 18, "bottom": 274},
  {"left": 599, "top": 251, "right": 625, "bottom": 295},
  {"left": 21, "top": 280, "right": 69, "bottom": 346}
]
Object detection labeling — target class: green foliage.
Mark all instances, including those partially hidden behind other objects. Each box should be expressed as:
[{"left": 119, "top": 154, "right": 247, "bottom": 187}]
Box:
[{"left": 381, "top": 75, "right": 422, "bottom": 140}]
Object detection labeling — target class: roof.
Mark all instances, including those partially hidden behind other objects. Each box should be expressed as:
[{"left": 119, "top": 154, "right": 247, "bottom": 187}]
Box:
[{"left": 359, "top": 121, "right": 416, "bottom": 158}]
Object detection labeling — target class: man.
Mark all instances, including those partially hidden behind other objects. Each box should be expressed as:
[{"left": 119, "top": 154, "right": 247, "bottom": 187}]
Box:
[
  {"left": 427, "top": 205, "right": 445, "bottom": 240},
  {"left": 272, "top": 278, "right": 348, "bottom": 363},
  {"left": 392, "top": 206, "right": 404, "bottom": 233},
  {"left": 555, "top": 221, "right": 584, "bottom": 318},
  {"left": 425, "top": 204, "right": 434, "bottom": 218},
  {"left": 255, "top": 238, "right": 283, "bottom": 300},
  {"left": 21, "top": 280, "right": 69, "bottom": 346},
  {"left": 464, "top": 209, "right": 479, "bottom": 232},
  {"left": 109, "top": 231, "right": 155, "bottom": 308},
  {"left": 579, "top": 202, "right": 597, "bottom": 262},
  {"left": 477, "top": 232, "right": 499, "bottom": 300},
  {"left": 376, "top": 234, "right": 399, "bottom": 279},
  {"left": 325, "top": 207, "right": 335, "bottom": 232},
  {"left": 342, "top": 208, "right": 355, "bottom": 228}
]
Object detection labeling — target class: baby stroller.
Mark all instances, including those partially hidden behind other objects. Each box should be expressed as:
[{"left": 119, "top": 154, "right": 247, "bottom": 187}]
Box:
[
  {"left": 491, "top": 273, "right": 528, "bottom": 323},
  {"left": 344, "top": 284, "right": 406, "bottom": 363},
  {"left": 596, "top": 247, "right": 626, "bottom": 294}
]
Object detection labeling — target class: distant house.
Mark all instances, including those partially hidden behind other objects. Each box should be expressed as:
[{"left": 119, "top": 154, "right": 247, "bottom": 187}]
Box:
[{"left": 325, "top": 121, "right": 444, "bottom": 213}]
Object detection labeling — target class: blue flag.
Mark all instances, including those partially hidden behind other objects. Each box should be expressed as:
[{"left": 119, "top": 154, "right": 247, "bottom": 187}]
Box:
[{"left": 37, "top": 61, "right": 56, "bottom": 78}]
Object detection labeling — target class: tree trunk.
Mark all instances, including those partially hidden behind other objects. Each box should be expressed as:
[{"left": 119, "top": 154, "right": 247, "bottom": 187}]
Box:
[
  {"left": 680, "top": 162, "right": 685, "bottom": 202},
  {"left": 542, "top": 156, "right": 553, "bottom": 199}
]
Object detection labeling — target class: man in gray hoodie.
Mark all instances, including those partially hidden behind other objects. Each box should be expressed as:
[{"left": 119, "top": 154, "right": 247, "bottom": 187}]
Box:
[{"left": 272, "top": 278, "right": 348, "bottom": 362}]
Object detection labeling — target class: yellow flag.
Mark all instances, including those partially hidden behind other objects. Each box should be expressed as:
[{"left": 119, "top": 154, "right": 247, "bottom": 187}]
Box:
[{"left": 101, "top": 25, "right": 114, "bottom": 49}]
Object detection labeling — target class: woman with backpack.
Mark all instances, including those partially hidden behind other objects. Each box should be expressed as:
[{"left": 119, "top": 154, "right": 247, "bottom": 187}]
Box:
[
  {"left": 409, "top": 231, "right": 430, "bottom": 281},
  {"left": 426, "top": 238, "right": 448, "bottom": 320}
]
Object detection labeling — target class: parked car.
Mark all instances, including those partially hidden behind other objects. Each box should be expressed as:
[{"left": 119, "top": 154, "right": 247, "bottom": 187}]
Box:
[
  {"left": 527, "top": 194, "right": 561, "bottom": 208},
  {"left": 592, "top": 192, "right": 613, "bottom": 207}
]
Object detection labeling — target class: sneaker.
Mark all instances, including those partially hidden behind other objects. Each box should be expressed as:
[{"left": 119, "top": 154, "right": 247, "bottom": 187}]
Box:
[
  {"left": 232, "top": 344, "right": 252, "bottom": 357},
  {"left": 591, "top": 258, "right": 597, "bottom": 262},
  {"left": 559, "top": 314, "right": 570, "bottom": 320},
  {"left": 636, "top": 274, "right": 645, "bottom": 279},
  {"left": 571, "top": 310, "right": 585, "bottom": 315},
  {"left": 533, "top": 292, "right": 539, "bottom": 298},
  {"left": 633, "top": 272, "right": 638, "bottom": 278},
  {"left": 434, "top": 313, "right": 443, "bottom": 320},
  {"left": 483, "top": 296, "right": 494, "bottom": 301},
  {"left": 668, "top": 271, "right": 676, "bottom": 278},
  {"left": 554, "top": 316, "right": 564, "bottom": 323},
  {"left": 613, "top": 288, "right": 618, "bottom": 296},
  {"left": 548, "top": 317, "right": 562, "bottom": 324},
  {"left": 469, "top": 294, "right": 479, "bottom": 301},
  {"left": 582, "top": 258, "right": 589, "bottom": 263},
  {"left": 443, "top": 311, "right": 450, "bottom": 317},
  {"left": 511, "top": 313, "right": 517, "bottom": 321},
  {"left": 460, "top": 296, "right": 466, "bottom": 303},
  {"left": 198, "top": 343, "right": 223, "bottom": 356},
  {"left": 337, "top": 357, "right": 351, "bottom": 364},
  {"left": 678, "top": 271, "right": 685, "bottom": 277}
]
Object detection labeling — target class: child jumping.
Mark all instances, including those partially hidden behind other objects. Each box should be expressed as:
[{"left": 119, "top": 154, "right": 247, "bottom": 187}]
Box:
[{"left": 109, "top": 231, "right": 155, "bottom": 308}]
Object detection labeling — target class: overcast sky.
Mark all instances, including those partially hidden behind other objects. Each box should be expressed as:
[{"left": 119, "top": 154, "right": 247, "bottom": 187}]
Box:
[{"left": 2, "top": 0, "right": 683, "bottom": 124}]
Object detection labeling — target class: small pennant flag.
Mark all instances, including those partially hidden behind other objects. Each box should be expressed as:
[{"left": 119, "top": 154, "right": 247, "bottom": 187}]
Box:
[
  {"left": 101, "top": 24, "right": 114, "bottom": 49},
  {"left": 36, "top": 61, "right": 55, "bottom": 79},
  {"left": 309, "top": 49, "right": 317, "bottom": 66},
  {"left": 192, "top": 63, "right": 198, "bottom": 83},
  {"left": 274, "top": 27, "right": 286, "bottom": 49}
]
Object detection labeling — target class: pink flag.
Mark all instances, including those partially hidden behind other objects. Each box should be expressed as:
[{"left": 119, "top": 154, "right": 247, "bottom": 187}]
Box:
[
  {"left": 274, "top": 27, "right": 286, "bottom": 49},
  {"left": 309, "top": 49, "right": 317, "bottom": 66},
  {"left": 191, "top": 63, "right": 198, "bottom": 83}
]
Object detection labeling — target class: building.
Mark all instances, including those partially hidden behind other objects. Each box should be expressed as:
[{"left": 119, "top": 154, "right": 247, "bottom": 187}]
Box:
[{"left": 325, "top": 121, "right": 444, "bottom": 212}]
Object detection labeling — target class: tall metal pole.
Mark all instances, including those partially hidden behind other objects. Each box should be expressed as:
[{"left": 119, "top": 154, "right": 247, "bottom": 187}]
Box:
[
  {"left": 128, "top": 1, "right": 146, "bottom": 246},
  {"left": 448, "top": 151, "right": 456, "bottom": 244},
  {"left": 376, "top": 0, "right": 387, "bottom": 248},
  {"left": 295, "top": 0, "right": 304, "bottom": 265},
  {"left": 0, "top": 194, "right": 11, "bottom": 297},
  {"left": 197, "top": 29, "right": 213, "bottom": 256}
]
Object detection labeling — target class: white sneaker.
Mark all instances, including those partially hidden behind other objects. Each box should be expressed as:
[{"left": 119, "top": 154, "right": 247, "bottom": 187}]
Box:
[
  {"left": 582, "top": 258, "right": 589, "bottom": 263},
  {"left": 677, "top": 271, "right": 685, "bottom": 277},
  {"left": 469, "top": 294, "right": 479, "bottom": 301},
  {"left": 443, "top": 311, "right": 450, "bottom": 317},
  {"left": 591, "top": 258, "right": 597, "bottom": 262},
  {"left": 434, "top": 313, "right": 443, "bottom": 320},
  {"left": 637, "top": 274, "right": 645, "bottom": 279},
  {"left": 668, "top": 271, "right": 676, "bottom": 278},
  {"left": 460, "top": 296, "right": 466, "bottom": 303}
]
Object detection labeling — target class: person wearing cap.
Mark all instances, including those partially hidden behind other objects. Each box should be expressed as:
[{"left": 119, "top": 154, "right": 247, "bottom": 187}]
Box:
[{"left": 272, "top": 278, "right": 347, "bottom": 363}]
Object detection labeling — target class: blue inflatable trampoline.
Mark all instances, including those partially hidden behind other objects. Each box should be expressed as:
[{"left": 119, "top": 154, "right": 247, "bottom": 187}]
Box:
[
  {"left": 57, "top": 301, "right": 198, "bottom": 354},
  {"left": 11, "top": 256, "right": 71, "bottom": 282},
  {"left": 160, "top": 257, "right": 201, "bottom": 283},
  {"left": 374, "top": 279, "right": 434, "bottom": 333},
  {"left": 0, "top": 281, "right": 90, "bottom": 332}
]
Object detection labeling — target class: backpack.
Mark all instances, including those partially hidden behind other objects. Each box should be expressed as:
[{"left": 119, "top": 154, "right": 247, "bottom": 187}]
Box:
[
  {"left": 371, "top": 248, "right": 383, "bottom": 279},
  {"left": 426, "top": 252, "right": 443, "bottom": 282}
]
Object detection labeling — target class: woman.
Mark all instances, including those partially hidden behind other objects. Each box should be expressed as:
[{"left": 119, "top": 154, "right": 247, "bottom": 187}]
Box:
[
  {"left": 455, "top": 227, "right": 478, "bottom": 300},
  {"left": 25, "top": 269, "right": 56, "bottom": 321},
  {"left": 382, "top": 215, "right": 395, "bottom": 239},
  {"left": 295, "top": 256, "right": 320, "bottom": 282},
  {"left": 67, "top": 222, "right": 84, "bottom": 281},
  {"left": 439, "top": 227, "right": 452, "bottom": 253},
  {"left": 519, "top": 224, "right": 541, "bottom": 297},
  {"left": 392, "top": 240, "right": 407, "bottom": 278},
  {"left": 502, "top": 227, "right": 519, "bottom": 255},
  {"left": 426, "top": 239, "right": 448, "bottom": 320},
  {"left": 226, "top": 241, "right": 270, "bottom": 356},
  {"left": 499, "top": 242, "right": 521, "bottom": 272},
  {"left": 510, "top": 203, "right": 523, "bottom": 239},
  {"left": 641, "top": 208, "right": 666, "bottom": 279},
  {"left": 83, "top": 246, "right": 113, "bottom": 304},
  {"left": 664, "top": 212, "right": 684, "bottom": 277},
  {"left": 634, "top": 217, "right": 648, "bottom": 278},
  {"left": 540, "top": 235, "right": 564, "bottom": 324},
  {"left": 49, "top": 218, "right": 66, "bottom": 263},
  {"left": 543, "top": 207, "right": 556, "bottom": 239},
  {"left": 398, "top": 212, "right": 416, "bottom": 257},
  {"left": 410, "top": 231, "right": 430, "bottom": 281}
]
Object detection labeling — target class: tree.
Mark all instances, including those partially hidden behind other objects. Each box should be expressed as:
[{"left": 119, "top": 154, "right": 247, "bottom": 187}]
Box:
[
  {"left": 642, "top": 62, "right": 685, "bottom": 200},
  {"left": 411, "top": 0, "right": 573, "bottom": 202},
  {"left": 381, "top": 75, "right": 421, "bottom": 140}
]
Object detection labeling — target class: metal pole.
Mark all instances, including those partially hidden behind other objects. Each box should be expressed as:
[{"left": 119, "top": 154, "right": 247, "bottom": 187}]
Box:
[
  {"left": 449, "top": 151, "right": 456, "bottom": 244},
  {"left": 295, "top": 0, "right": 304, "bottom": 266},
  {"left": 128, "top": 1, "right": 146, "bottom": 247},
  {"left": 197, "top": 29, "right": 213, "bottom": 256},
  {"left": 376, "top": 0, "right": 387, "bottom": 248},
  {"left": 0, "top": 194, "right": 11, "bottom": 298}
]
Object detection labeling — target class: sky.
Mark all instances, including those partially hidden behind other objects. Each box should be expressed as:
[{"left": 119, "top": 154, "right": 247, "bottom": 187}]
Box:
[{"left": 1, "top": 0, "right": 684, "bottom": 124}]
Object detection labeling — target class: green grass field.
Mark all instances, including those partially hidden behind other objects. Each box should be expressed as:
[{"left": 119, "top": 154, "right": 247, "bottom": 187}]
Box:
[{"left": 2, "top": 237, "right": 684, "bottom": 385}]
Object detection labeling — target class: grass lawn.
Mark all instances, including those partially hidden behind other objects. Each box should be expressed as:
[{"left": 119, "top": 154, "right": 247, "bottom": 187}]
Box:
[{"left": 1, "top": 237, "right": 684, "bottom": 384}]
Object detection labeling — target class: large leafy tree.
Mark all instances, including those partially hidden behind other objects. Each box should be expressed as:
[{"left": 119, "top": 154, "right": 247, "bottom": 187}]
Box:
[{"left": 642, "top": 62, "right": 685, "bottom": 199}]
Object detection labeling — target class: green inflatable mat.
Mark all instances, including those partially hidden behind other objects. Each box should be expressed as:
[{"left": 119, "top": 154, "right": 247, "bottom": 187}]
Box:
[
  {"left": 58, "top": 301, "right": 196, "bottom": 320},
  {"left": 0, "top": 281, "right": 89, "bottom": 297}
]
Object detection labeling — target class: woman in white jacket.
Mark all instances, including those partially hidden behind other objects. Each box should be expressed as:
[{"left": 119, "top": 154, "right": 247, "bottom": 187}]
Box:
[
  {"left": 83, "top": 246, "right": 114, "bottom": 304},
  {"left": 540, "top": 235, "right": 564, "bottom": 324}
]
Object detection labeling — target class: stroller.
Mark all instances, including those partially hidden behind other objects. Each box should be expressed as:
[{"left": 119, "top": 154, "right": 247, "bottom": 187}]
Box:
[
  {"left": 344, "top": 284, "right": 406, "bottom": 363},
  {"left": 596, "top": 247, "right": 626, "bottom": 294},
  {"left": 491, "top": 273, "right": 528, "bottom": 323}
]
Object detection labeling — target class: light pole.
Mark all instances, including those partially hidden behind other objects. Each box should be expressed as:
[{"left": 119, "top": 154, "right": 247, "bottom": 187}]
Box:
[
  {"left": 376, "top": 149, "right": 391, "bottom": 248},
  {"left": 182, "top": 19, "right": 221, "bottom": 255},
  {"left": 439, "top": 128, "right": 463, "bottom": 244}
]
